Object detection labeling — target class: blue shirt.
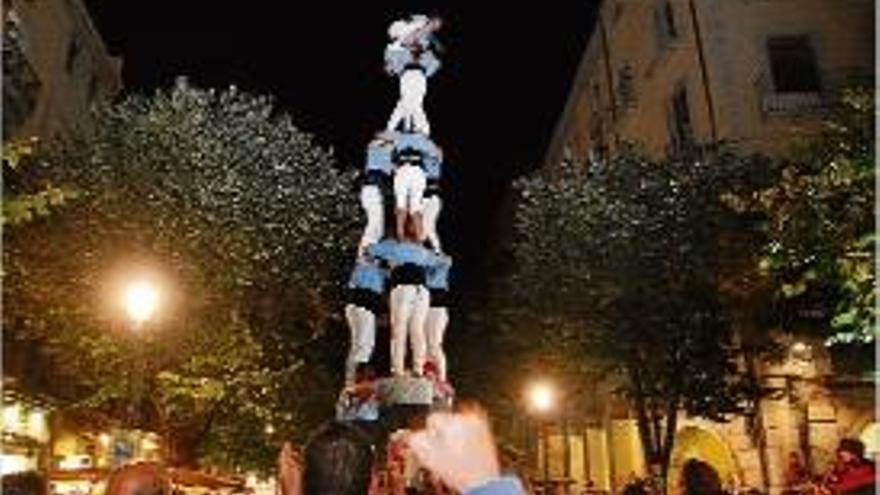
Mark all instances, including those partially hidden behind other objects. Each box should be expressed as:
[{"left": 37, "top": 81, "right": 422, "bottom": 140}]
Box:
[
  {"left": 347, "top": 261, "right": 385, "bottom": 294},
  {"left": 366, "top": 239, "right": 445, "bottom": 269},
  {"left": 336, "top": 391, "right": 380, "bottom": 422},
  {"left": 464, "top": 477, "right": 525, "bottom": 495},
  {"left": 395, "top": 133, "right": 442, "bottom": 179},
  {"left": 384, "top": 45, "right": 411, "bottom": 76},
  {"left": 425, "top": 258, "right": 451, "bottom": 290},
  {"left": 366, "top": 139, "right": 394, "bottom": 174},
  {"left": 419, "top": 50, "right": 441, "bottom": 78},
  {"left": 384, "top": 45, "right": 441, "bottom": 78}
]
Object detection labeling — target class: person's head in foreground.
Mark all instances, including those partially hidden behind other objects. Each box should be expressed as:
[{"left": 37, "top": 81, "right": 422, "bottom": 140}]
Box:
[
  {"left": 105, "top": 462, "right": 170, "bottom": 495},
  {"left": 680, "top": 459, "right": 723, "bottom": 495},
  {"left": 836, "top": 438, "right": 867, "bottom": 464},
  {"left": 303, "top": 421, "right": 375, "bottom": 495},
  {"left": 1, "top": 471, "right": 46, "bottom": 495}
]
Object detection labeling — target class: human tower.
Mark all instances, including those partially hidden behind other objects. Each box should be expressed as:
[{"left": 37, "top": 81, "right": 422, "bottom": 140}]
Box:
[{"left": 337, "top": 14, "right": 452, "bottom": 422}]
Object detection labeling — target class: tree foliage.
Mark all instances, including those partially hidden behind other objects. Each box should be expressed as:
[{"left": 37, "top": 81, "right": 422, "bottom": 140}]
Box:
[
  {"left": 741, "top": 88, "right": 876, "bottom": 347},
  {"left": 2, "top": 138, "right": 77, "bottom": 225},
  {"left": 507, "top": 146, "right": 768, "bottom": 482},
  {"left": 3, "top": 78, "right": 358, "bottom": 473}
]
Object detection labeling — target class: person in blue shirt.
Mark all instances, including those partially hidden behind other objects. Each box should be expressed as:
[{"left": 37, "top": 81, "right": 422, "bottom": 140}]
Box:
[
  {"left": 424, "top": 257, "right": 451, "bottom": 381},
  {"left": 335, "top": 363, "right": 380, "bottom": 423},
  {"left": 365, "top": 218, "right": 448, "bottom": 377},
  {"left": 344, "top": 257, "right": 386, "bottom": 384},
  {"left": 394, "top": 132, "right": 443, "bottom": 181}
]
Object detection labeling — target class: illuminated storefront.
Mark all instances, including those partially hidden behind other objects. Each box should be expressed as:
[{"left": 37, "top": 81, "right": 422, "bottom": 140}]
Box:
[
  {"left": 2, "top": 389, "right": 52, "bottom": 476},
  {"left": 50, "top": 424, "right": 163, "bottom": 495}
]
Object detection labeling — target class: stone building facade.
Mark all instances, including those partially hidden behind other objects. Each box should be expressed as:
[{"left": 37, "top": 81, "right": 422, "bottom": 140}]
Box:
[
  {"left": 3, "top": 0, "right": 122, "bottom": 141},
  {"left": 535, "top": 1, "right": 876, "bottom": 493},
  {"left": 544, "top": 0, "right": 875, "bottom": 167}
]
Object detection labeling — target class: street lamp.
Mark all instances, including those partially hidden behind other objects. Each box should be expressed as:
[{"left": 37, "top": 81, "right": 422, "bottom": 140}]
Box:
[
  {"left": 528, "top": 382, "right": 556, "bottom": 414},
  {"left": 122, "top": 279, "right": 159, "bottom": 436},
  {"left": 527, "top": 381, "right": 556, "bottom": 495},
  {"left": 125, "top": 281, "right": 159, "bottom": 328}
]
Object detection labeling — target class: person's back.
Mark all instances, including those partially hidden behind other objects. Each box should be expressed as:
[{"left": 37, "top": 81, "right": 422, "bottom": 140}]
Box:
[
  {"left": 104, "top": 462, "right": 170, "bottom": 495},
  {"left": 303, "top": 421, "right": 375, "bottom": 495},
  {"left": 681, "top": 459, "right": 724, "bottom": 495},
  {"left": 2, "top": 471, "right": 46, "bottom": 495}
]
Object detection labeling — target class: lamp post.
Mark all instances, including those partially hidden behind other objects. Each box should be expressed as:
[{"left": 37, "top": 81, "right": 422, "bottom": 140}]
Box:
[
  {"left": 527, "top": 381, "right": 556, "bottom": 495},
  {"left": 123, "top": 280, "right": 159, "bottom": 429}
]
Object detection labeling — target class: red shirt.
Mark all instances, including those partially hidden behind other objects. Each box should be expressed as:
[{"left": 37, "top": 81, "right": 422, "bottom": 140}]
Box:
[{"left": 831, "top": 461, "right": 876, "bottom": 495}]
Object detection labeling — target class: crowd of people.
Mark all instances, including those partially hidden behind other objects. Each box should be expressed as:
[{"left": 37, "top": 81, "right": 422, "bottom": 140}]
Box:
[{"left": 15, "top": 410, "right": 868, "bottom": 495}]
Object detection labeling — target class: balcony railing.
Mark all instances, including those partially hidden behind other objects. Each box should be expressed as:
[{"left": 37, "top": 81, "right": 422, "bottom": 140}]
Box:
[{"left": 761, "top": 91, "right": 825, "bottom": 115}]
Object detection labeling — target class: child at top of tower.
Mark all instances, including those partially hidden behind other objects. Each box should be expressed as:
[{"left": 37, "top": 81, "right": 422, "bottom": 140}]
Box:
[
  {"left": 384, "top": 15, "right": 442, "bottom": 77},
  {"left": 385, "top": 15, "right": 441, "bottom": 135}
]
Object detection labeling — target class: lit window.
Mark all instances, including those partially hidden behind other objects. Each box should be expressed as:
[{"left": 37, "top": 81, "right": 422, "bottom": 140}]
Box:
[{"left": 3, "top": 404, "right": 21, "bottom": 434}]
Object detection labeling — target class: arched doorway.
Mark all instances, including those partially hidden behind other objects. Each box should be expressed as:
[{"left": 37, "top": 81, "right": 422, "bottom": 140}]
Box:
[{"left": 667, "top": 426, "right": 739, "bottom": 493}]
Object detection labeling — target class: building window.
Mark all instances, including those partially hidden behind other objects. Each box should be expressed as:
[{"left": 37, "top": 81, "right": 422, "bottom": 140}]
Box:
[
  {"left": 668, "top": 84, "right": 693, "bottom": 152},
  {"left": 654, "top": 1, "right": 679, "bottom": 50},
  {"left": 3, "top": 7, "right": 41, "bottom": 139},
  {"left": 663, "top": 2, "right": 678, "bottom": 39},
  {"left": 65, "top": 35, "right": 81, "bottom": 74},
  {"left": 766, "top": 36, "right": 821, "bottom": 93}
]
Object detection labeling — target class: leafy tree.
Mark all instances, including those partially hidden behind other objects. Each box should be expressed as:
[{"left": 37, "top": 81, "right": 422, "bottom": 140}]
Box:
[
  {"left": 743, "top": 88, "right": 876, "bottom": 352},
  {"left": 506, "top": 147, "right": 767, "bottom": 488},
  {"left": 2, "top": 138, "right": 77, "bottom": 225},
  {"left": 3, "top": 78, "right": 358, "bottom": 473}
]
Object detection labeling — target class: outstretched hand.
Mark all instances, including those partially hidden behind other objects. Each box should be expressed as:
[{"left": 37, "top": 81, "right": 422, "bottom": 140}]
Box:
[{"left": 407, "top": 408, "right": 500, "bottom": 494}]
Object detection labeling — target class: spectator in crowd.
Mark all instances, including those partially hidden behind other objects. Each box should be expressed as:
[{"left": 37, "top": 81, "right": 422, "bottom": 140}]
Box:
[
  {"left": 105, "top": 462, "right": 171, "bottom": 495},
  {"left": 280, "top": 407, "right": 526, "bottom": 495},
  {"left": 303, "top": 422, "right": 375, "bottom": 495},
  {"left": 408, "top": 407, "right": 526, "bottom": 495},
  {"left": 782, "top": 451, "right": 810, "bottom": 494},
  {"left": 824, "top": 438, "right": 875, "bottom": 495},
  {"left": 680, "top": 459, "right": 724, "bottom": 495},
  {"left": 2, "top": 471, "right": 47, "bottom": 495},
  {"left": 337, "top": 362, "right": 380, "bottom": 424}
]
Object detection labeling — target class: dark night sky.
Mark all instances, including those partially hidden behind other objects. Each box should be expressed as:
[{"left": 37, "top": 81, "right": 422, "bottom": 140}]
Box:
[{"left": 85, "top": 2, "right": 597, "bottom": 288}]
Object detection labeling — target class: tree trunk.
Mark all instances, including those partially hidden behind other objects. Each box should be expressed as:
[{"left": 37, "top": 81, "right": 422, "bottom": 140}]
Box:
[
  {"left": 630, "top": 363, "right": 682, "bottom": 495},
  {"left": 657, "top": 399, "right": 680, "bottom": 494}
]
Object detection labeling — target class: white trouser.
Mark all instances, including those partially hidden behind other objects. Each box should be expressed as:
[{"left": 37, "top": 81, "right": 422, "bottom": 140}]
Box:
[
  {"left": 386, "top": 69, "right": 430, "bottom": 135},
  {"left": 421, "top": 195, "right": 442, "bottom": 252},
  {"left": 424, "top": 306, "right": 449, "bottom": 381},
  {"left": 389, "top": 284, "right": 430, "bottom": 376},
  {"left": 344, "top": 303, "right": 376, "bottom": 383},
  {"left": 393, "top": 164, "right": 426, "bottom": 214},
  {"left": 359, "top": 185, "right": 384, "bottom": 254}
]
